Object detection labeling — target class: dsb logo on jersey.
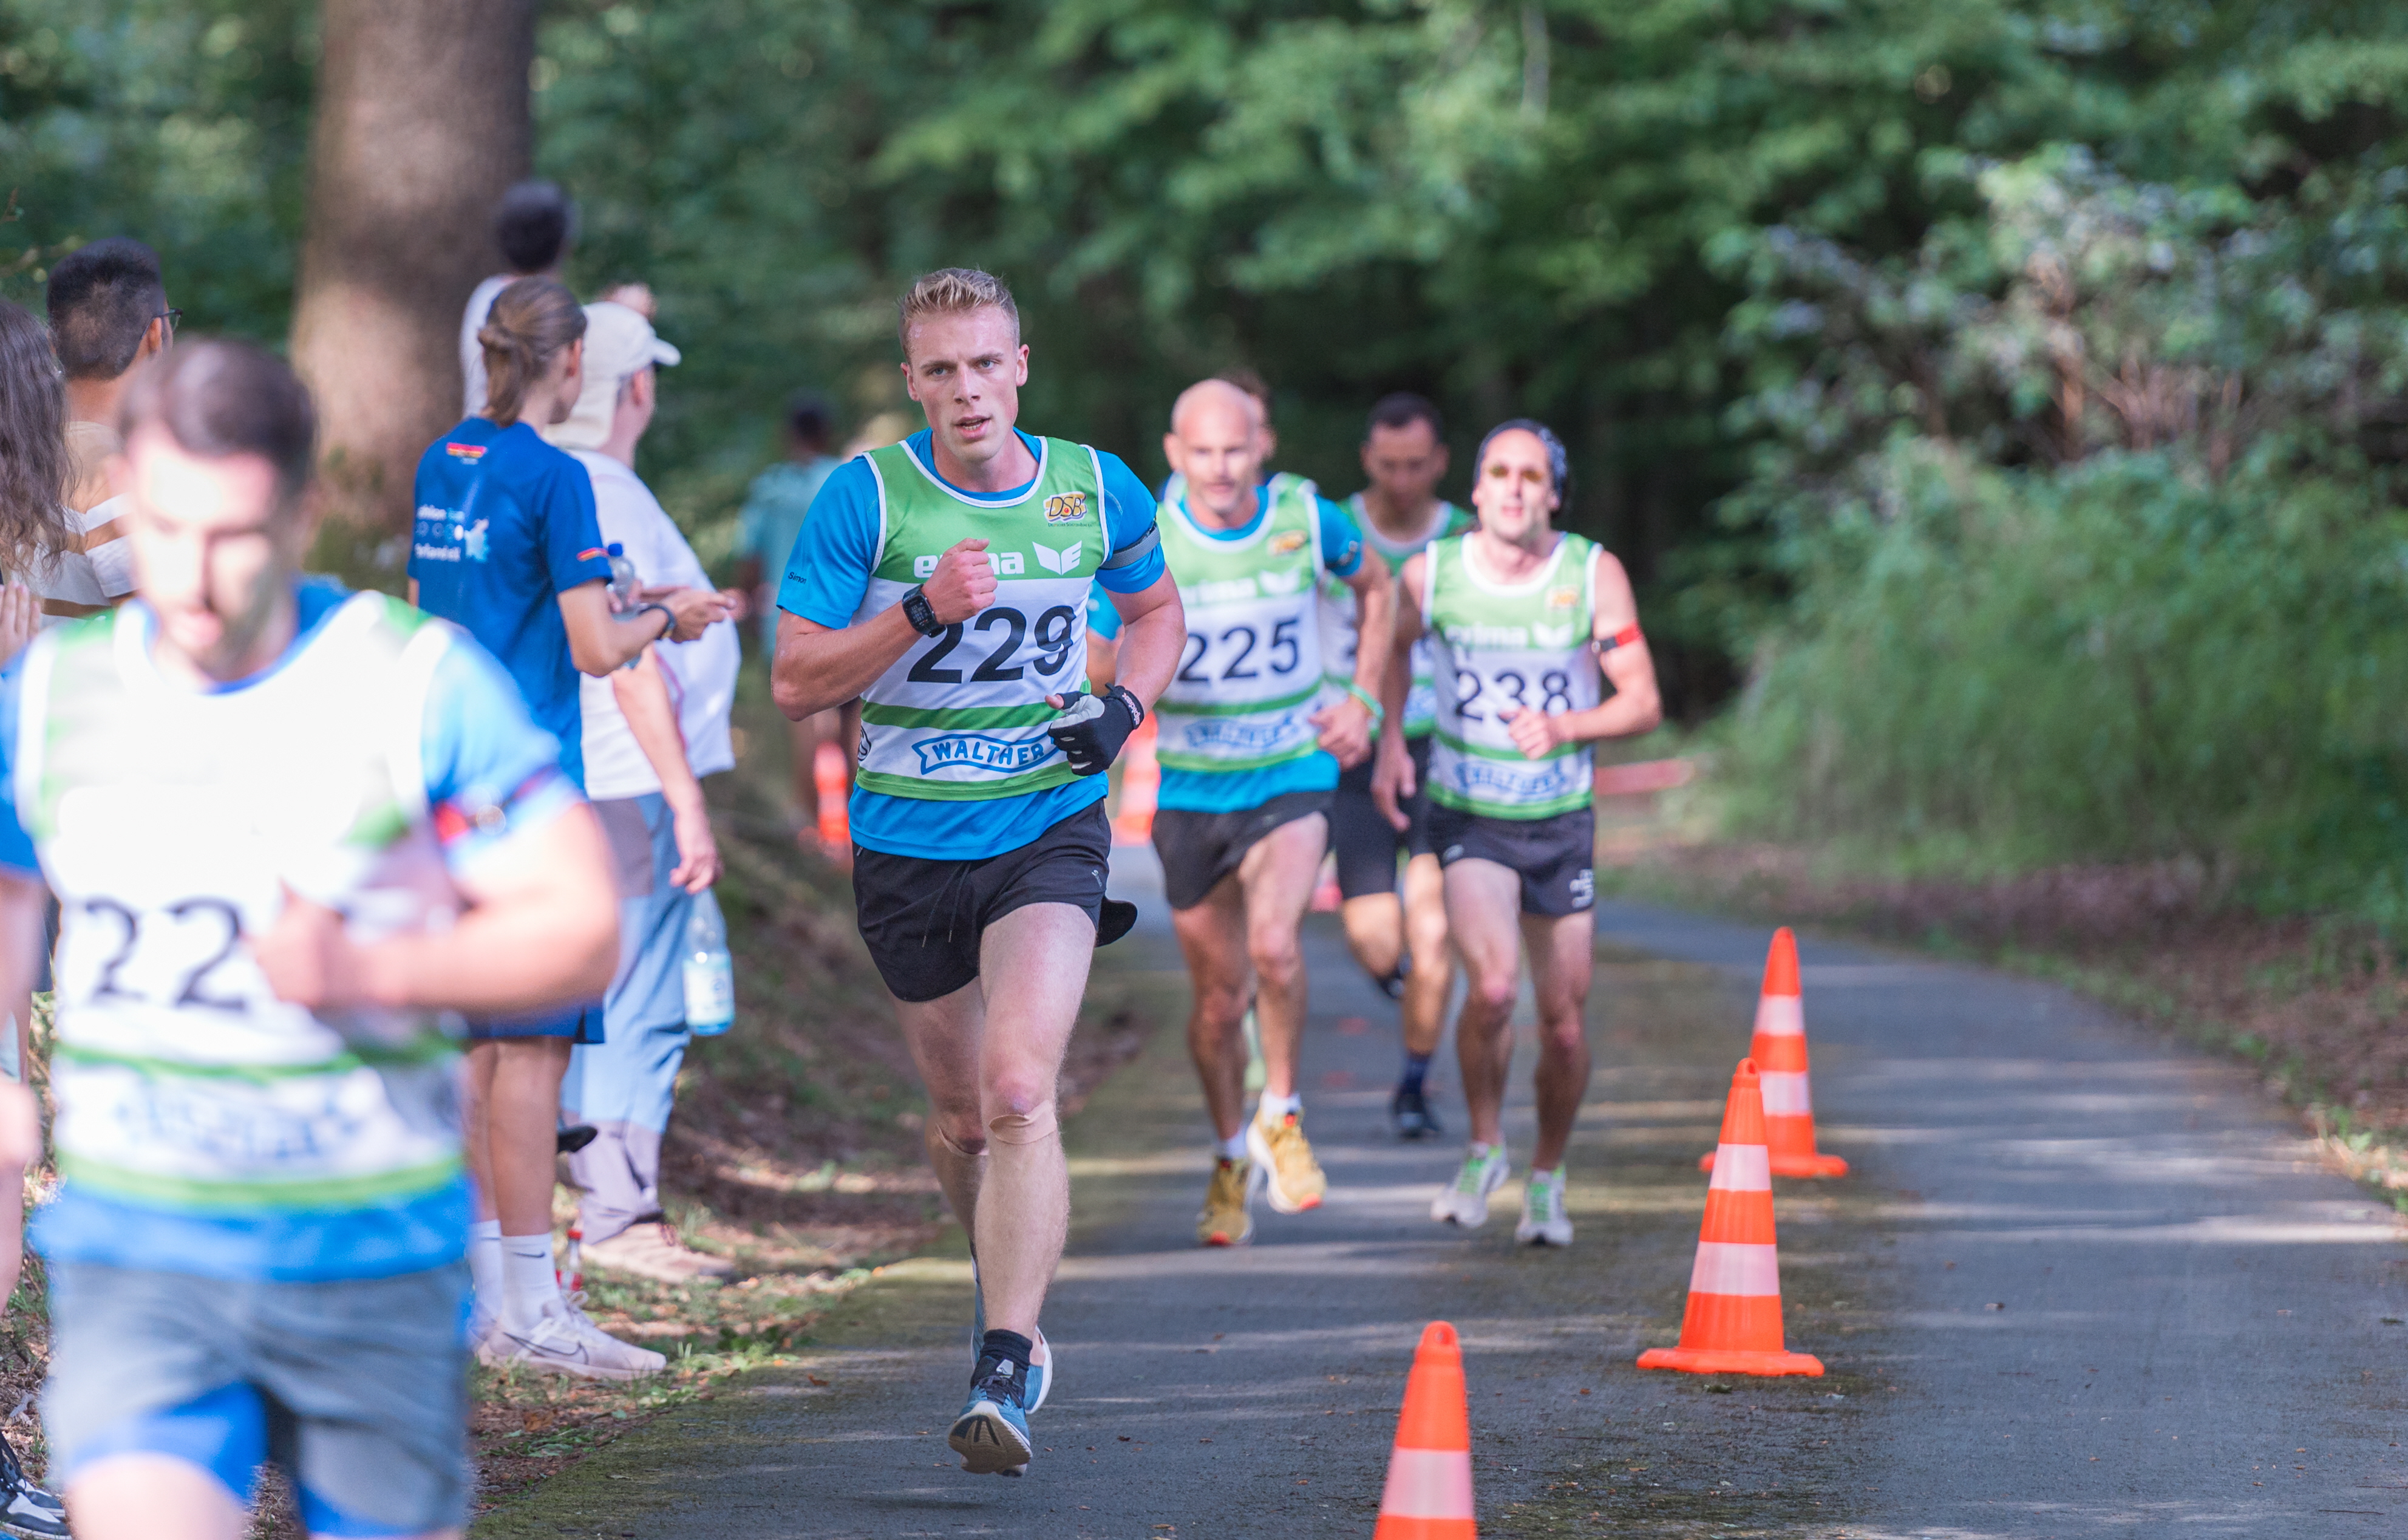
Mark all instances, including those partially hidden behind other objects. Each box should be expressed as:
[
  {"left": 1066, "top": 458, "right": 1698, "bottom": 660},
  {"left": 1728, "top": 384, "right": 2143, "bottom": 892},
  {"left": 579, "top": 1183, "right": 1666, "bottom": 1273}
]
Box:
[{"left": 1044, "top": 492, "right": 1089, "bottom": 524}]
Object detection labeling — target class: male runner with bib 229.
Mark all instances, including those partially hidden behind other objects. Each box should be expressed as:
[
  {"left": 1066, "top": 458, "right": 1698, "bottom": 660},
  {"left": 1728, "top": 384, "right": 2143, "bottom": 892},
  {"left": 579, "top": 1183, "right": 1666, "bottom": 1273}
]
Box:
[
  {"left": 0, "top": 341, "right": 619, "bottom": 1540},
  {"left": 772, "top": 270, "right": 1181, "bottom": 1478},
  {"left": 1154, "top": 380, "right": 1392, "bottom": 1248},
  {"left": 1324, "top": 394, "right": 1475, "bottom": 1140},
  {"left": 1381, "top": 419, "right": 1660, "bottom": 1249}
]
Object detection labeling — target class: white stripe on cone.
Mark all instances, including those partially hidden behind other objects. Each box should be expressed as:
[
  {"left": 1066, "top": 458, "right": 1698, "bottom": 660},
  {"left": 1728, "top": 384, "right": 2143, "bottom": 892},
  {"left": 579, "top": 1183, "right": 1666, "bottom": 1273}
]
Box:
[
  {"left": 1754, "top": 993, "right": 1804, "bottom": 1037},
  {"left": 1689, "top": 1240, "right": 1782, "bottom": 1297},
  {"left": 1379, "top": 1447, "right": 1475, "bottom": 1519},
  {"left": 1707, "top": 1143, "right": 1770, "bottom": 1191},
  {"left": 1759, "top": 1070, "right": 1812, "bottom": 1117}
]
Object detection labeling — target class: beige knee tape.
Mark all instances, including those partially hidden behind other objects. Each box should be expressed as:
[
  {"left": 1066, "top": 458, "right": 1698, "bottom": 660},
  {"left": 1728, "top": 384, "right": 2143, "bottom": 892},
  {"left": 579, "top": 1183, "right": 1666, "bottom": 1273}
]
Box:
[
  {"left": 932, "top": 1124, "right": 982, "bottom": 1161},
  {"left": 986, "top": 1103, "right": 1060, "bottom": 1146}
]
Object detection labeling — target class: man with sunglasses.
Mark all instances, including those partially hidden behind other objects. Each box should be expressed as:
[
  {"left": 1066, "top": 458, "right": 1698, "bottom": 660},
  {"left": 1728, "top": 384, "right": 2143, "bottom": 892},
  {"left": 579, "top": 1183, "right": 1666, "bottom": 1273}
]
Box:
[
  {"left": 1379, "top": 420, "right": 1661, "bottom": 1250},
  {"left": 46, "top": 238, "right": 175, "bottom": 618}
]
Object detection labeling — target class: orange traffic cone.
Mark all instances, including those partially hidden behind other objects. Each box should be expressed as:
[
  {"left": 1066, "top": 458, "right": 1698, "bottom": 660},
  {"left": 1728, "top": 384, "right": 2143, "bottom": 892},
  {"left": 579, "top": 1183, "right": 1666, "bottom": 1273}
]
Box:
[
  {"left": 1701, "top": 927, "right": 1848, "bottom": 1178},
  {"left": 812, "top": 740, "right": 850, "bottom": 851},
  {"left": 1641, "top": 1057, "right": 1824, "bottom": 1378},
  {"left": 1112, "top": 715, "right": 1159, "bottom": 846},
  {"left": 1375, "top": 1322, "right": 1477, "bottom": 1539}
]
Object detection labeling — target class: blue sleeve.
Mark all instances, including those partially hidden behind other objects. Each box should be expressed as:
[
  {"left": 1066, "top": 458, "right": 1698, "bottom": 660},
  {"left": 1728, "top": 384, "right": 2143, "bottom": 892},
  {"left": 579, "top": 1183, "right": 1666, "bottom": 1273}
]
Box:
[
  {"left": 1084, "top": 584, "right": 1124, "bottom": 641},
  {"left": 0, "top": 660, "right": 36, "bottom": 879},
  {"left": 540, "top": 457, "right": 612, "bottom": 596},
  {"left": 778, "top": 458, "right": 880, "bottom": 630},
  {"left": 1094, "top": 451, "right": 1167, "bottom": 594},
  {"left": 418, "top": 633, "right": 582, "bottom": 875},
  {"left": 1317, "top": 494, "right": 1365, "bottom": 579}
]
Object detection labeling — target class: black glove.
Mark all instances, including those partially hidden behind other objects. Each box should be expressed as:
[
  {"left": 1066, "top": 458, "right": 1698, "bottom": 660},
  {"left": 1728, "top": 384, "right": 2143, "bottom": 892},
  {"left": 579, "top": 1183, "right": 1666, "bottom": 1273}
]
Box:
[{"left": 1047, "top": 685, "right": 1144, "bottom": 777}]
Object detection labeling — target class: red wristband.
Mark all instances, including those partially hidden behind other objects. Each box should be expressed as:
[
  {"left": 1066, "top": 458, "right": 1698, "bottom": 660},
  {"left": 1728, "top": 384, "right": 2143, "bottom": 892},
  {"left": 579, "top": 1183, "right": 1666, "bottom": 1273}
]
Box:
[{"left": 1599, "top": 623, "right": 1643, "bottom": 651}]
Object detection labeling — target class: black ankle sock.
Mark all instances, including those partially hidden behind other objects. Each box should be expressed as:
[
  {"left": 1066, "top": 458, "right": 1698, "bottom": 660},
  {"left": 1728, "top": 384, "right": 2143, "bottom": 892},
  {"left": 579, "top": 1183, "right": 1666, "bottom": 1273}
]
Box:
[
  {"left": 1400, "top": 1051, "right": 1433, "bottom": 1095},
  {"left": 979, "top": 1328, "right": 1033, "bottom": 1383}
]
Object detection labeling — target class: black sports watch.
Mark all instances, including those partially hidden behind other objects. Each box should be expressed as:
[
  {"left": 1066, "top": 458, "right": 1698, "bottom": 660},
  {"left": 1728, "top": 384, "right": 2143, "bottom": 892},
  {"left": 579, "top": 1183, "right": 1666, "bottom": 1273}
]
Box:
[{"left": 900, "top": 585, "right": 945, "bottom": 637}]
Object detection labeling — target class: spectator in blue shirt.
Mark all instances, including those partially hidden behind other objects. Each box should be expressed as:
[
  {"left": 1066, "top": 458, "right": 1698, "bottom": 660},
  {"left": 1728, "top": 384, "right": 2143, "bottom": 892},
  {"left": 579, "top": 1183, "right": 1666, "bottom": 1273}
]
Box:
[{"left": 407, "top": 277, "right": 724, "bottom": 1378}]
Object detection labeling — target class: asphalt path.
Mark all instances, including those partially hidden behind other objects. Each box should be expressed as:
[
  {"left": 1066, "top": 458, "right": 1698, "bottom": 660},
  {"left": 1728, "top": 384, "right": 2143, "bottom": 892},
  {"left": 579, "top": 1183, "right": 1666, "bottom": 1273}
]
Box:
[{"left": 484, "top": 854, "right": 2408, "bottom": 1539}]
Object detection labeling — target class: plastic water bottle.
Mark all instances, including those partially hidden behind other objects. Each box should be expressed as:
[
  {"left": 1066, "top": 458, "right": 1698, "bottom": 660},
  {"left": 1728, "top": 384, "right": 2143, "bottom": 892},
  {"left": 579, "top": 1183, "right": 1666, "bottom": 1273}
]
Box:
[
  {"left": 605, "top": 542, "right": 639, "bottom": 613},
  {"left": 682, "top": 890, "right": 735, "bottom": 1036}
]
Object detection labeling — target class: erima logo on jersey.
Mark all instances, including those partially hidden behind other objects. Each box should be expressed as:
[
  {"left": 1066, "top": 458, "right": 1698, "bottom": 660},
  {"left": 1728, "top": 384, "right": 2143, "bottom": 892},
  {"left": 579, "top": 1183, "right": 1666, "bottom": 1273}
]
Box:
[
  {"left": 1181, "top": 716, "right": 1302, "bottom": 753},
  {"left": 915, "top": 555, "right": 940, "bottom": 579},
  {"left": 912, "top": 733, "right": 1056, "bottom": 775},
  {"left": 1529, "top": 622, "right": 1579, "bottom": 649},
  {"left": 1269, "top": 530, "right": 1308, "bottom": 556},
  {"left": 1034, "top": 540, "right": 1081, "bottom": 574},
  {"left": 1257, "top": 568, "right": 1305, "bottom": 596},
  {"left": 1044, "top": 492, "right": 1089, "bottom": 524},
  {"left": 1443, "top": 622, "right": 1528, "bottom": 649},
  {"left": 1194, "top": 576, "right": 1257, "bottom": 604},
  {"left": 996, "top": 552, "right": 1025, "bottom": 576}
]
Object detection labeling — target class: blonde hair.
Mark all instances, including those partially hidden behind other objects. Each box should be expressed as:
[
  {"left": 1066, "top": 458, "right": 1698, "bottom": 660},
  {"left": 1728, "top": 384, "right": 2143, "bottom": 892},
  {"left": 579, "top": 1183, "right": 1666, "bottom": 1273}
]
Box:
[
  {"left": 897, "top": 268, "right": 1019, "bottom": 358},
  {"left": 479, "top": 276, "right": 586, "bottom": 426}
]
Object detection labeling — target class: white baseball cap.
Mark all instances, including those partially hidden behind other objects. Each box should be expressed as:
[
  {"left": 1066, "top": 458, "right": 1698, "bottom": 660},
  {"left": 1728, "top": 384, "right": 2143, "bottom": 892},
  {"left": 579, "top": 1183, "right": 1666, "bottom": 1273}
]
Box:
[{"left": 545, "top": 300, "right": 681, "bottom": 450}]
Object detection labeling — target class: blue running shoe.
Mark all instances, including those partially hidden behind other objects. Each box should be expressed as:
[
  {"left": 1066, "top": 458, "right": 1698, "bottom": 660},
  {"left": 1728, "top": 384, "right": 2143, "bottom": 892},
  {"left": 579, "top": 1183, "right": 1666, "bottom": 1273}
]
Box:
[
  {"left": 950, "top": 1357, "right": 1034, "bottom": 1476},
  {"left": 968, "top": 1262, "right": 1050, "bottom": 1415}
]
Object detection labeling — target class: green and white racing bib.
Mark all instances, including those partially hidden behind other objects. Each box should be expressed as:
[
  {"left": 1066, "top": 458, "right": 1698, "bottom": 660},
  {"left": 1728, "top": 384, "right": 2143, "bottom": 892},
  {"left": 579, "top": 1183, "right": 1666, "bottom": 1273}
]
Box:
[
  {"left": 19, "top": 594, "right": 466, "bottom": 1212},
  {"left": 1318, "top": 497, "right": 1474, "bottom": 738},
  {"left": 1155, "top": 472, "right": 1327, "bottom": 775},
  {"left": 1423, "top": 531, "right": 1603, "bottom": 819},
  {"left": 852, "top": 438, "right": 1107, "bottom": 801}
]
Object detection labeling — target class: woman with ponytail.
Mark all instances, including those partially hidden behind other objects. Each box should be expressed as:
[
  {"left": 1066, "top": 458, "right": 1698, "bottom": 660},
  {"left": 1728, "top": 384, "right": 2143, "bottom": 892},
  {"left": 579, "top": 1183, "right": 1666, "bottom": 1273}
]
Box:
[{"left": 407, "top": 276, "right": 724, "bottom": 1383}]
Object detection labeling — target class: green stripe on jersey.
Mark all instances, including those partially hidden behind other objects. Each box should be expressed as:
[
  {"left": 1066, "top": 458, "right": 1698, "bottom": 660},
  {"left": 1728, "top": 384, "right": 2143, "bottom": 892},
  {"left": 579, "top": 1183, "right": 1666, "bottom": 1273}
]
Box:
[{"left": 56, "top": 1151, "right": 464, "bottom": 1212}]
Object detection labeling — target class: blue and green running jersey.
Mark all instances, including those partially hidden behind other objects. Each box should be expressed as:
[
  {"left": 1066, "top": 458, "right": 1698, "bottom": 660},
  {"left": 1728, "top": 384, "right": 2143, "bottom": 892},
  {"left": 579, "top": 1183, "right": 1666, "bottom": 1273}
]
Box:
[
  {"left": 777, "top": 429, "right": 1166, "bottom": 859},
  {"left": 1154, "top": 475, "right": 1366, "bottom": 814},
  {"left": 1421, "top": 531, "right": 1605, "bottom": 819},
  {"left": 0, "top": 581, "right": 579, "bottom": 1281},
  {"left": 1318, "top": 496, "right": 1475, "bottom": 739}
]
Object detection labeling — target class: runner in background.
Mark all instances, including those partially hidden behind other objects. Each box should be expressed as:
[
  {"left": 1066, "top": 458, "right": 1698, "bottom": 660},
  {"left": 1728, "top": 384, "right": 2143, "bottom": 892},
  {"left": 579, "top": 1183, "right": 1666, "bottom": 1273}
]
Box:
[
  {"left": 774, "top": 268, "right": 1180, "bottom": 1476},
  {"left": 734, "top": 392, "right": 855, "bottom": 851},
  {"left": 1151, "top": 379, "right": 1391, "bottom": 1246},
  {"left": 0, "top": 338, "right": 619, "bottom": 1540},
  {"left": 543, "top": 300, "right": 745, "bottom": 1284},
  {"left": 41, "top": 237, "right": 165, "bottom": 615},
  {"left": 1384, "top": 420, "right": 1661, "bottom": 1248},
  {"left": 410, "top": 277, "right": 724, "bottom": 1378},
  {"left": 460, "top": 182, "right": 576, "bottom": 420},
  {"left": 1330, "top": 394, "right": 1474, "bottom": 1139}
]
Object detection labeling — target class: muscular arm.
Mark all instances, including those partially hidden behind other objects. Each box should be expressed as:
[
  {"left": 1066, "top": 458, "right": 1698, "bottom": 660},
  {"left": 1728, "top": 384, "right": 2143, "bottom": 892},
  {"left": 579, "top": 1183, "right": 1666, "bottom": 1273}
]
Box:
[
  {"left": 612, "top": 650, "right": 721, "bottom": 892},
  {"left": 1504, "top": 548, "right": 1662, "bottom": 757},
  {"left": 1100, "top": 571, "right": 1182, "bottom": 709},
  {"left": 772, "top": 537, "right": 996, "bottom": 720},
  {"left": 252, "top": 802, "right": 621, "bottom": 1016},
  {"left": 1310, "top": 548, "right": 1391, "bottom": 768},
  {"left": 1370, "top": 553, "right": 1424, "bottom": 828}
]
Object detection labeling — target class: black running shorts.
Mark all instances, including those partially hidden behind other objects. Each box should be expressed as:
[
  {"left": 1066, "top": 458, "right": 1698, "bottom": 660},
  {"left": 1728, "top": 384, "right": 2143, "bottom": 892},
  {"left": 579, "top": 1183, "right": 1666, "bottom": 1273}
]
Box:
[
  {"left": 1331, "top": 735, "right": 1437, "bottom": 902},
  {"left": 1151, "top": 790, "right": 1332, "bottom": 911},
  {"left": 1426, "top": 802, "right": 1597, "bottom": 917},
  {"left": 851, "top": 803, "right": 1111, "bottom": 1003}
]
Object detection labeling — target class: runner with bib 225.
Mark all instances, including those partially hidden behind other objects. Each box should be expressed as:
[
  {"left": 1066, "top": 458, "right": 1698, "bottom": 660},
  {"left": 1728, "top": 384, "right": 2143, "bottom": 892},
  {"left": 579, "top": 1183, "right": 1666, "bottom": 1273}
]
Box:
[
  {"left": 1378, "top": 418, "right": 1661, "bottom": 1251},
  {"left": 770, "top": 270, "right": 1182, "bottom": 1480},
  {"left": 1151, "top": 379, "right": 1392, "bottom": 1249}
]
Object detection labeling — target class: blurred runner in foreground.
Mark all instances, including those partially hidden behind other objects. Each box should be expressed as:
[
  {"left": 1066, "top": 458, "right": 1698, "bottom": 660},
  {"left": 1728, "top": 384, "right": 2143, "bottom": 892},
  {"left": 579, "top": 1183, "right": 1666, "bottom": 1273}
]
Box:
[
  {"left": 1383, "top": 420, "right": 1661, "bottom": 1249},
  {"left": 0, "top": 339, "right": 617, "bottom": 1540}
]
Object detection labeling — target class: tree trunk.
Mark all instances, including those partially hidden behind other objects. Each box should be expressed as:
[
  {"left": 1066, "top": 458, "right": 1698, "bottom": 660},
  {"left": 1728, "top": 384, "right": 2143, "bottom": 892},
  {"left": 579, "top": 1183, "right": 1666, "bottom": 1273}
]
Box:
[{"left": 291, "top": 0, "right": 537, "bottom": 548}]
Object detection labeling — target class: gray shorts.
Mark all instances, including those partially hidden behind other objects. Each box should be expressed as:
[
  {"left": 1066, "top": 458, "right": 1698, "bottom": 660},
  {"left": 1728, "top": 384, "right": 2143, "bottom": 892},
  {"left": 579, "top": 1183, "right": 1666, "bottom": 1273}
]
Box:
[{"left": 44, "top": 1261, "right": 470, "bottom": 1531}]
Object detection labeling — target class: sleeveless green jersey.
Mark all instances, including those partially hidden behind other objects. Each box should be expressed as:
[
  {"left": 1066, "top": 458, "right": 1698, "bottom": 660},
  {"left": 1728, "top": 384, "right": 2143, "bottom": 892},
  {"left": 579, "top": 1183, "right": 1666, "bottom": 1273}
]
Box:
[
  {"left": 852, "top": 438, "right": 1105, "bottom": 801},
  {"left": 1154, "top": 472, "right": 1328, "bottom": 775},
  {"left": 1318, "top": 497, "right": 1475, "bottom": 738},
  {"left": 1422, "top": 531, "right": 1604, "bottom": 819},
  {"left": 20, "top": 593, "right": 465, "bottom": 1212}
]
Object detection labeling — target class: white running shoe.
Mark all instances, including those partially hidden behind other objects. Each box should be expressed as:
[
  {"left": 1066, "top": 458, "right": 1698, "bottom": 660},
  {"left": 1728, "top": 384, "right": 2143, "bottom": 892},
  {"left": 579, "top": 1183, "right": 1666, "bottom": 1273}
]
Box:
[
  {"left": 1515, "top": 1167, "right": 1574, "bottom": 1247},
  {"left": 480, "top": 1301, "right": 667, "bottom": 1381},
  {"left": 1432, "top": 1143, "right": 1511, "bottom": 1227}
]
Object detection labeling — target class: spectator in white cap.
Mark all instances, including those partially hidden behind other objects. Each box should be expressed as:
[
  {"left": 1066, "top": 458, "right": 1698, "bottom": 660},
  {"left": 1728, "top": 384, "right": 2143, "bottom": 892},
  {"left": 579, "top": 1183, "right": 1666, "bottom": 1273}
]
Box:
[{"left": 541, "top": 299, "right": 747, "bottom": 1281}]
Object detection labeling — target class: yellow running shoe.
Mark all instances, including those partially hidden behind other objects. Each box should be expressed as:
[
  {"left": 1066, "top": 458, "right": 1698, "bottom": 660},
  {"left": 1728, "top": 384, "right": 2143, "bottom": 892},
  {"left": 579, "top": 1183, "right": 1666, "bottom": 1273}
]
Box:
[
  {"left": 1247, "top": 1109, "right": 1327, "bottom": 1214},
  {"left": 1197, "top": 1156, "right": 1256, "bottom": 1246}
]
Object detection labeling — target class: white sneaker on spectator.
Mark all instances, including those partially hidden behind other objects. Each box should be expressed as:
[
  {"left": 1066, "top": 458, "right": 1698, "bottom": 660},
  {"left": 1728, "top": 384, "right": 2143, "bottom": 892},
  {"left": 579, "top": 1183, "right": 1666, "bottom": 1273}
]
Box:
[{"left": 480, "top": 1300, "right": 666, "bottom": 1381}]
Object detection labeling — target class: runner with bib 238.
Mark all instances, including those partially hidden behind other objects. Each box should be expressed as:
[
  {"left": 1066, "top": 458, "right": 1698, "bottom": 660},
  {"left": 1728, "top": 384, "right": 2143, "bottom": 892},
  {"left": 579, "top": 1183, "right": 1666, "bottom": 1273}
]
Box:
[
  {"left": 1152, "top": 379, "right": 1392, "bottom": 1248},
  {"left": 1379, "top": 418, "right": 1660, "bottom": 1250},
  {"left": 770, "top": 270, "right": 1182, "bottom": 1479}
]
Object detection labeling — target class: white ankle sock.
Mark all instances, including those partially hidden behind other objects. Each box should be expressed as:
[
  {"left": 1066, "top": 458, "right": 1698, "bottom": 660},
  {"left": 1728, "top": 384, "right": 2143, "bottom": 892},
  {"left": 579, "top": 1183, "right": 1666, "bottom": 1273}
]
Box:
[
  {"left": 500, "top": 1233, "right": 562, "bottom": 1333},
  {"left": 468, "top": 1221, "right": 503, "bottom": 1318},
  {"left": 1256, "top": 1091, "right": 1301, "bottom": 1123},
  {"left": 1216, "top": 1133, "right": 1248, "bottom": 1162}
]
